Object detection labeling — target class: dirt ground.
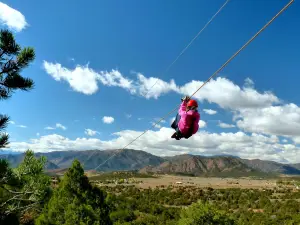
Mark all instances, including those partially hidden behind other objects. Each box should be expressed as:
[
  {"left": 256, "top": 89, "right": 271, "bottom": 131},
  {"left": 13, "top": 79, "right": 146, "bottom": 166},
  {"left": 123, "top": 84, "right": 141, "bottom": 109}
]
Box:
[{"left": 132, "top": 175, "right": 279, "bottom": 189}]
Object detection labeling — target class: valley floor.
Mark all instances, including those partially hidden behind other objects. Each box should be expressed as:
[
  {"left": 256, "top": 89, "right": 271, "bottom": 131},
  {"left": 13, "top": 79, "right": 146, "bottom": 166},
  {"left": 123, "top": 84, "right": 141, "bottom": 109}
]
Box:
[{"left": 94, "top": 174, "right": 300, "bottom": 190}]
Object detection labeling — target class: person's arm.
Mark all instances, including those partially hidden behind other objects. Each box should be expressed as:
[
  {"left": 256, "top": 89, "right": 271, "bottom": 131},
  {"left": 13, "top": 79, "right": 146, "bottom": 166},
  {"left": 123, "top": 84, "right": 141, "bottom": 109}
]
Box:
[
  {"left": 178, "top": 96, "right": 189, "bottom": 116},
  {"left": 178, "top": 101, "right": 187, "bottom": 116}
]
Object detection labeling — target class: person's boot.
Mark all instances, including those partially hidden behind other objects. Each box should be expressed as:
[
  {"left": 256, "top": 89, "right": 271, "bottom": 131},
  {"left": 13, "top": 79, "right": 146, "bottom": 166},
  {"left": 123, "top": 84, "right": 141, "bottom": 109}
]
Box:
[{"left": 171, "top": 132, "right": 177, "bottom": 139}]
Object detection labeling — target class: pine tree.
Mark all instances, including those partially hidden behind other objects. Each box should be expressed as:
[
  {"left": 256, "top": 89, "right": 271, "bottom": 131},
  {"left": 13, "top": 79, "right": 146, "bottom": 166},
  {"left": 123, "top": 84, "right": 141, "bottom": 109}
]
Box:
[
  {"left": 36, "top": 159, "right": 112, "bottom": 225},
  {"left": 0, "top": 29, "right": 35, "bottom": 149},
  {"left": 0, "top": 150, "right": 51, "bottom": 224}
]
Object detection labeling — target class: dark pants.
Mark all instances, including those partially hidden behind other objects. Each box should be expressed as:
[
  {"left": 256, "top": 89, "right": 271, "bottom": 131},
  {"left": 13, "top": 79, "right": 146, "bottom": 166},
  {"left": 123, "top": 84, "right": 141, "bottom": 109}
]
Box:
[{"left": 171, "top": 114, "right": 181, "bottom": 134}]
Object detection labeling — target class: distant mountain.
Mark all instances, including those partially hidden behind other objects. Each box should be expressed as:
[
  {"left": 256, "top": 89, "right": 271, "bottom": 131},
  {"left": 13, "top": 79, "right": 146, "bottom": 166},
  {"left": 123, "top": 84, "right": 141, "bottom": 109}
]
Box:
[
  {"left": 240, "top": 159, "right": 300, "bottom": 175},
  {"left": 291, "top": 163, "right": 300, "bottom": 170},
  {"left": 0, "top": 149, "right": 165, "bottom": 171},
  {"left": 1, "top": 149, "right": 300, "bottom": 176},
  {"left": 140, "top": 154, "right": 263, "bottom": 177}
]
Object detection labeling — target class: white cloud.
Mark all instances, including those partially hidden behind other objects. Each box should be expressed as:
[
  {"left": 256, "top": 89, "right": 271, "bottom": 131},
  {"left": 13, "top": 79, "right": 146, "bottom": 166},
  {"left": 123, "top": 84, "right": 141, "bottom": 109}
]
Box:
[
  {"left": 43, "top": 63, "right": 279, "bottom": 111},
  {"left": 98, "top": 70, "right": 134, "bottom": 92},
  {"left": 44, "top": 123, "right": 67, "bottom": 130},
  {"left": 84, "top": 129, "right": 98, "bottom": 136},
  {"left": 102, "top": 116, "right": 114, "bottom": 124},
  {"left": 244, "top": 78, "right": 254, "bottom": 88},
  {"left": 135, "top": 73, "right": 178, "bottom": 99},
  {"left": 16, "top": 125, "right": 27, "bottom": 128},
  {"left": 203, "top": 109, "right": 217, "bottom": 115},
  {"left": 282, "top": 139, "right": 288, "bottom": 143},
  {"left": 125, "top": 114, "right": 132, "bottom": 119},
  {"left": 9, "top": 121, "right": 15, "bottom": 124},
  {"left": 56, "top": 123, "right": 67, "bottom": 130},
  {"left": 8, "top": 128, "right": 300, "bottom": 163},
  {"left": 138, "top": 118, "right": 143, "bottom": 121},
  {"left": 199, "top": 120, "right": 207, "bottom": 128},
  {"left": 42, "top": 63, "right": 300, "bottom": 147},
  {"left": 0, "top": 2, "right": 27, "bottom": 32},
  {"left": 36, "top": 133, "right": 40, "bottom": 136},
  {"left": 177, "top": 78, "right": 279, "bottom": 110},
  {"left": 43, "top": 62, "right": 135, "bottom": 95},
  {"left": 43, "top": 61, "right": 99, "bottom": 95},
  {"left": 236, "top": 103, "right": 300, "bottom": 141},
  {"left": 45, "top": 126, "right": 55, "bottom": 130},
  {"left": 218, "top": 121, "right": 235, "bottom": 128}
]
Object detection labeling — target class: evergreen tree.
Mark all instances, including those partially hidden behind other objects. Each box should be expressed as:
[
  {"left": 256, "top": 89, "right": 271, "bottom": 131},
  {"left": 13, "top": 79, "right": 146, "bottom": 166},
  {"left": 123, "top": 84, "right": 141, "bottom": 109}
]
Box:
[
  {"left": 36, "top": 159, "right": 112, "bottom": 225},
  {"left": 0, "top": 150, "right": 51, "bottom": 224},
  {"left": 0, "top": 29, "right": 35, "bottom": 149}
]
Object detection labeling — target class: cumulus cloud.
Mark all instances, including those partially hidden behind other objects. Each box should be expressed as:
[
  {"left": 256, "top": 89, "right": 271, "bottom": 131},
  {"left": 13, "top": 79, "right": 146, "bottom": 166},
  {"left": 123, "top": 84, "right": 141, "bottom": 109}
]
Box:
[
  {"left": 102, "top": 116, "right": 114, "bottom": 124},
  {"left": 43, "top": 61, "right": 99, "bottom": 95},
  {"left": 84, "top": 129, "right": 98, "bottom": 136},
  {"left": 203, "top": 109, "right": 217, "bottom": 115},
  {"left": 218, "top": 121, "right": 235, "bottom": 128},
  {"left": 98, "top": 70, "right": 134, "bottom": 92},
  {"left": 136, "top": 73, "right": 178, "bottom": 99},
  {"left": 236, "top": 103, "right": 300, "bottom": 142},
  {"left": 0, "top": 2, "right": 27, "bottom": 32},
  {"left": 43, "top": 62, "right": 279, "bottom": 111},
  {"left": 8, "top": 128, "right": 300, "bottom": 163},
  {"left": 178, "top": 78, "right": 279, "bottom": 110},
  {"left": 44, "top": 123, "right": 67, "bottom": 130}
]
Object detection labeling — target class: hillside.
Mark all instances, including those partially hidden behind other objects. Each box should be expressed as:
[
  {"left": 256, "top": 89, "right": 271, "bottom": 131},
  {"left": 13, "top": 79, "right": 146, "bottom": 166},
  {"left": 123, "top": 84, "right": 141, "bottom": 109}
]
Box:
[
  {"left": 292, "top": 163, "right": 300, "bottom": 170},
  {"left": 140, "top": 154, "right": 265, "bottom": 177},
  {"left": 1, "top": 149, "right": 300, "bottom": 176},
  {"left": 0, "top": 149, "right": 165, "bottom": 171},
  {"left": 240, "top": 158, "right": 300, "bottom": 175}
]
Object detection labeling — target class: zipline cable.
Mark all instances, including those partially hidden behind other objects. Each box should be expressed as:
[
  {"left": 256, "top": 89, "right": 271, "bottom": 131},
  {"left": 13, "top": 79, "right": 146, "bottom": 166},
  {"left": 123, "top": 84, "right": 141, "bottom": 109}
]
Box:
[
  {"left": 93, "top": 0, "right": 294, "bottom": 171},
  {"left": 143, "top": 0, "right": 230, "bottom": 98}
]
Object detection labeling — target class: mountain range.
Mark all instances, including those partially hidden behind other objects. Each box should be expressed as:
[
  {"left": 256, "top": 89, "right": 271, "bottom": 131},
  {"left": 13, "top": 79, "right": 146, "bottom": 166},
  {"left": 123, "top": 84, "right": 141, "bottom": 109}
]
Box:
[{"left": 1, "top": 149, "right": 300, "bottom": 176}]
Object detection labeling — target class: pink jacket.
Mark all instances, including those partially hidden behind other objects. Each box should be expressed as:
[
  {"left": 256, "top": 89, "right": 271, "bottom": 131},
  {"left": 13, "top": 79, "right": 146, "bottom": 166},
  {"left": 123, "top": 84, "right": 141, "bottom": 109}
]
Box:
[{"left": 178, "top": 101, "right": 200, "bottom": 136}]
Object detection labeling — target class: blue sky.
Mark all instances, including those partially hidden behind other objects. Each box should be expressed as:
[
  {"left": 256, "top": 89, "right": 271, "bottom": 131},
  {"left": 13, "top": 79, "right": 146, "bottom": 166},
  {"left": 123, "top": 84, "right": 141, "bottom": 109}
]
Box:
[{"left": 1, "top": 0, "right": 300, "bottom": 163}]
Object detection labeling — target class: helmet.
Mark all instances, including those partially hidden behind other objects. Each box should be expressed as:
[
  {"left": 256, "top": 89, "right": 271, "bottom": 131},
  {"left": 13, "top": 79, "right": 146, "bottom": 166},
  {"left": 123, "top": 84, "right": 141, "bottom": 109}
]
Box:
[{"left": 187, "top": 99, "right": 198, "bottom": 107}]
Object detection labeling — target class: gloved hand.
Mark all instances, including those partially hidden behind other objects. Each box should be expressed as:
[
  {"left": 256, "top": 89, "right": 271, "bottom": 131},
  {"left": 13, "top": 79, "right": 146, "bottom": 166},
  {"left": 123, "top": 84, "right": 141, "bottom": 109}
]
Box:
[{"left": 181, "top": 96, "right": 190, "bottom": 102}]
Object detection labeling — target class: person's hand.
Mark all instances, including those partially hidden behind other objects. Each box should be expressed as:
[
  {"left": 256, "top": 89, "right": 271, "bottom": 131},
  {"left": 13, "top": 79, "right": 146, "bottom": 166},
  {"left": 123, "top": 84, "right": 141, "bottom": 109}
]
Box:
[{"left": 181, "top": 96, "right": 190, "bottom": 102}]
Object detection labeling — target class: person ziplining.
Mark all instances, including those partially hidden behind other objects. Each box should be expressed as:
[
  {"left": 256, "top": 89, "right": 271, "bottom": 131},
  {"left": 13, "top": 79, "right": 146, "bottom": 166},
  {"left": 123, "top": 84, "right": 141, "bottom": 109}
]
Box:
[{"left": 171, "top": 96, "right": 200, "bottom": 140}]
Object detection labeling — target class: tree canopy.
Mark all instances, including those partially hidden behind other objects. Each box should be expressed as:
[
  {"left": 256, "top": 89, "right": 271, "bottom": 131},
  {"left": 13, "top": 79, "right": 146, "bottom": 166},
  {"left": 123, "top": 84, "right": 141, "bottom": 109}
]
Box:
[{"left": 36, "top": 159, "right": 112, "bottom": 225}]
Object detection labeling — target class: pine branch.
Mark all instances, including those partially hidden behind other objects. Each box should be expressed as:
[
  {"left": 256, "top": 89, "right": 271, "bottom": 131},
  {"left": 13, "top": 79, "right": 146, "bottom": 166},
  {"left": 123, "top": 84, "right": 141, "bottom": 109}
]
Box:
[
  {"left": 2, "top": 73, "right": 34, "bottom": 91},
  {"left": 0, "top": 58, "right": 18, "bottom": 75},
  {"left": 0, "top": 133, "right": 9, "bottom": 148},
  {"left": 0, "top": 87, "right": 10, "bottom": 100},
  {"left": 0, "top": 114, "right": 9, "bottom": 130},
  {"left": 17, "top": 47, "right": 35, "bottom": 69},
  {"left": 0, "top": 29, "right": 21, "bottom": 56}
]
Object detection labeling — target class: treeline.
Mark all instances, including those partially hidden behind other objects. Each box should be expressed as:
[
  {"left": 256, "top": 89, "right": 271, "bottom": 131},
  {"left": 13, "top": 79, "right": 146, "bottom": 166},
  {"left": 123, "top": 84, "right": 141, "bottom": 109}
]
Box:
[{"left": 103, "top": 185, "right": 300, "bottom": 224}]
